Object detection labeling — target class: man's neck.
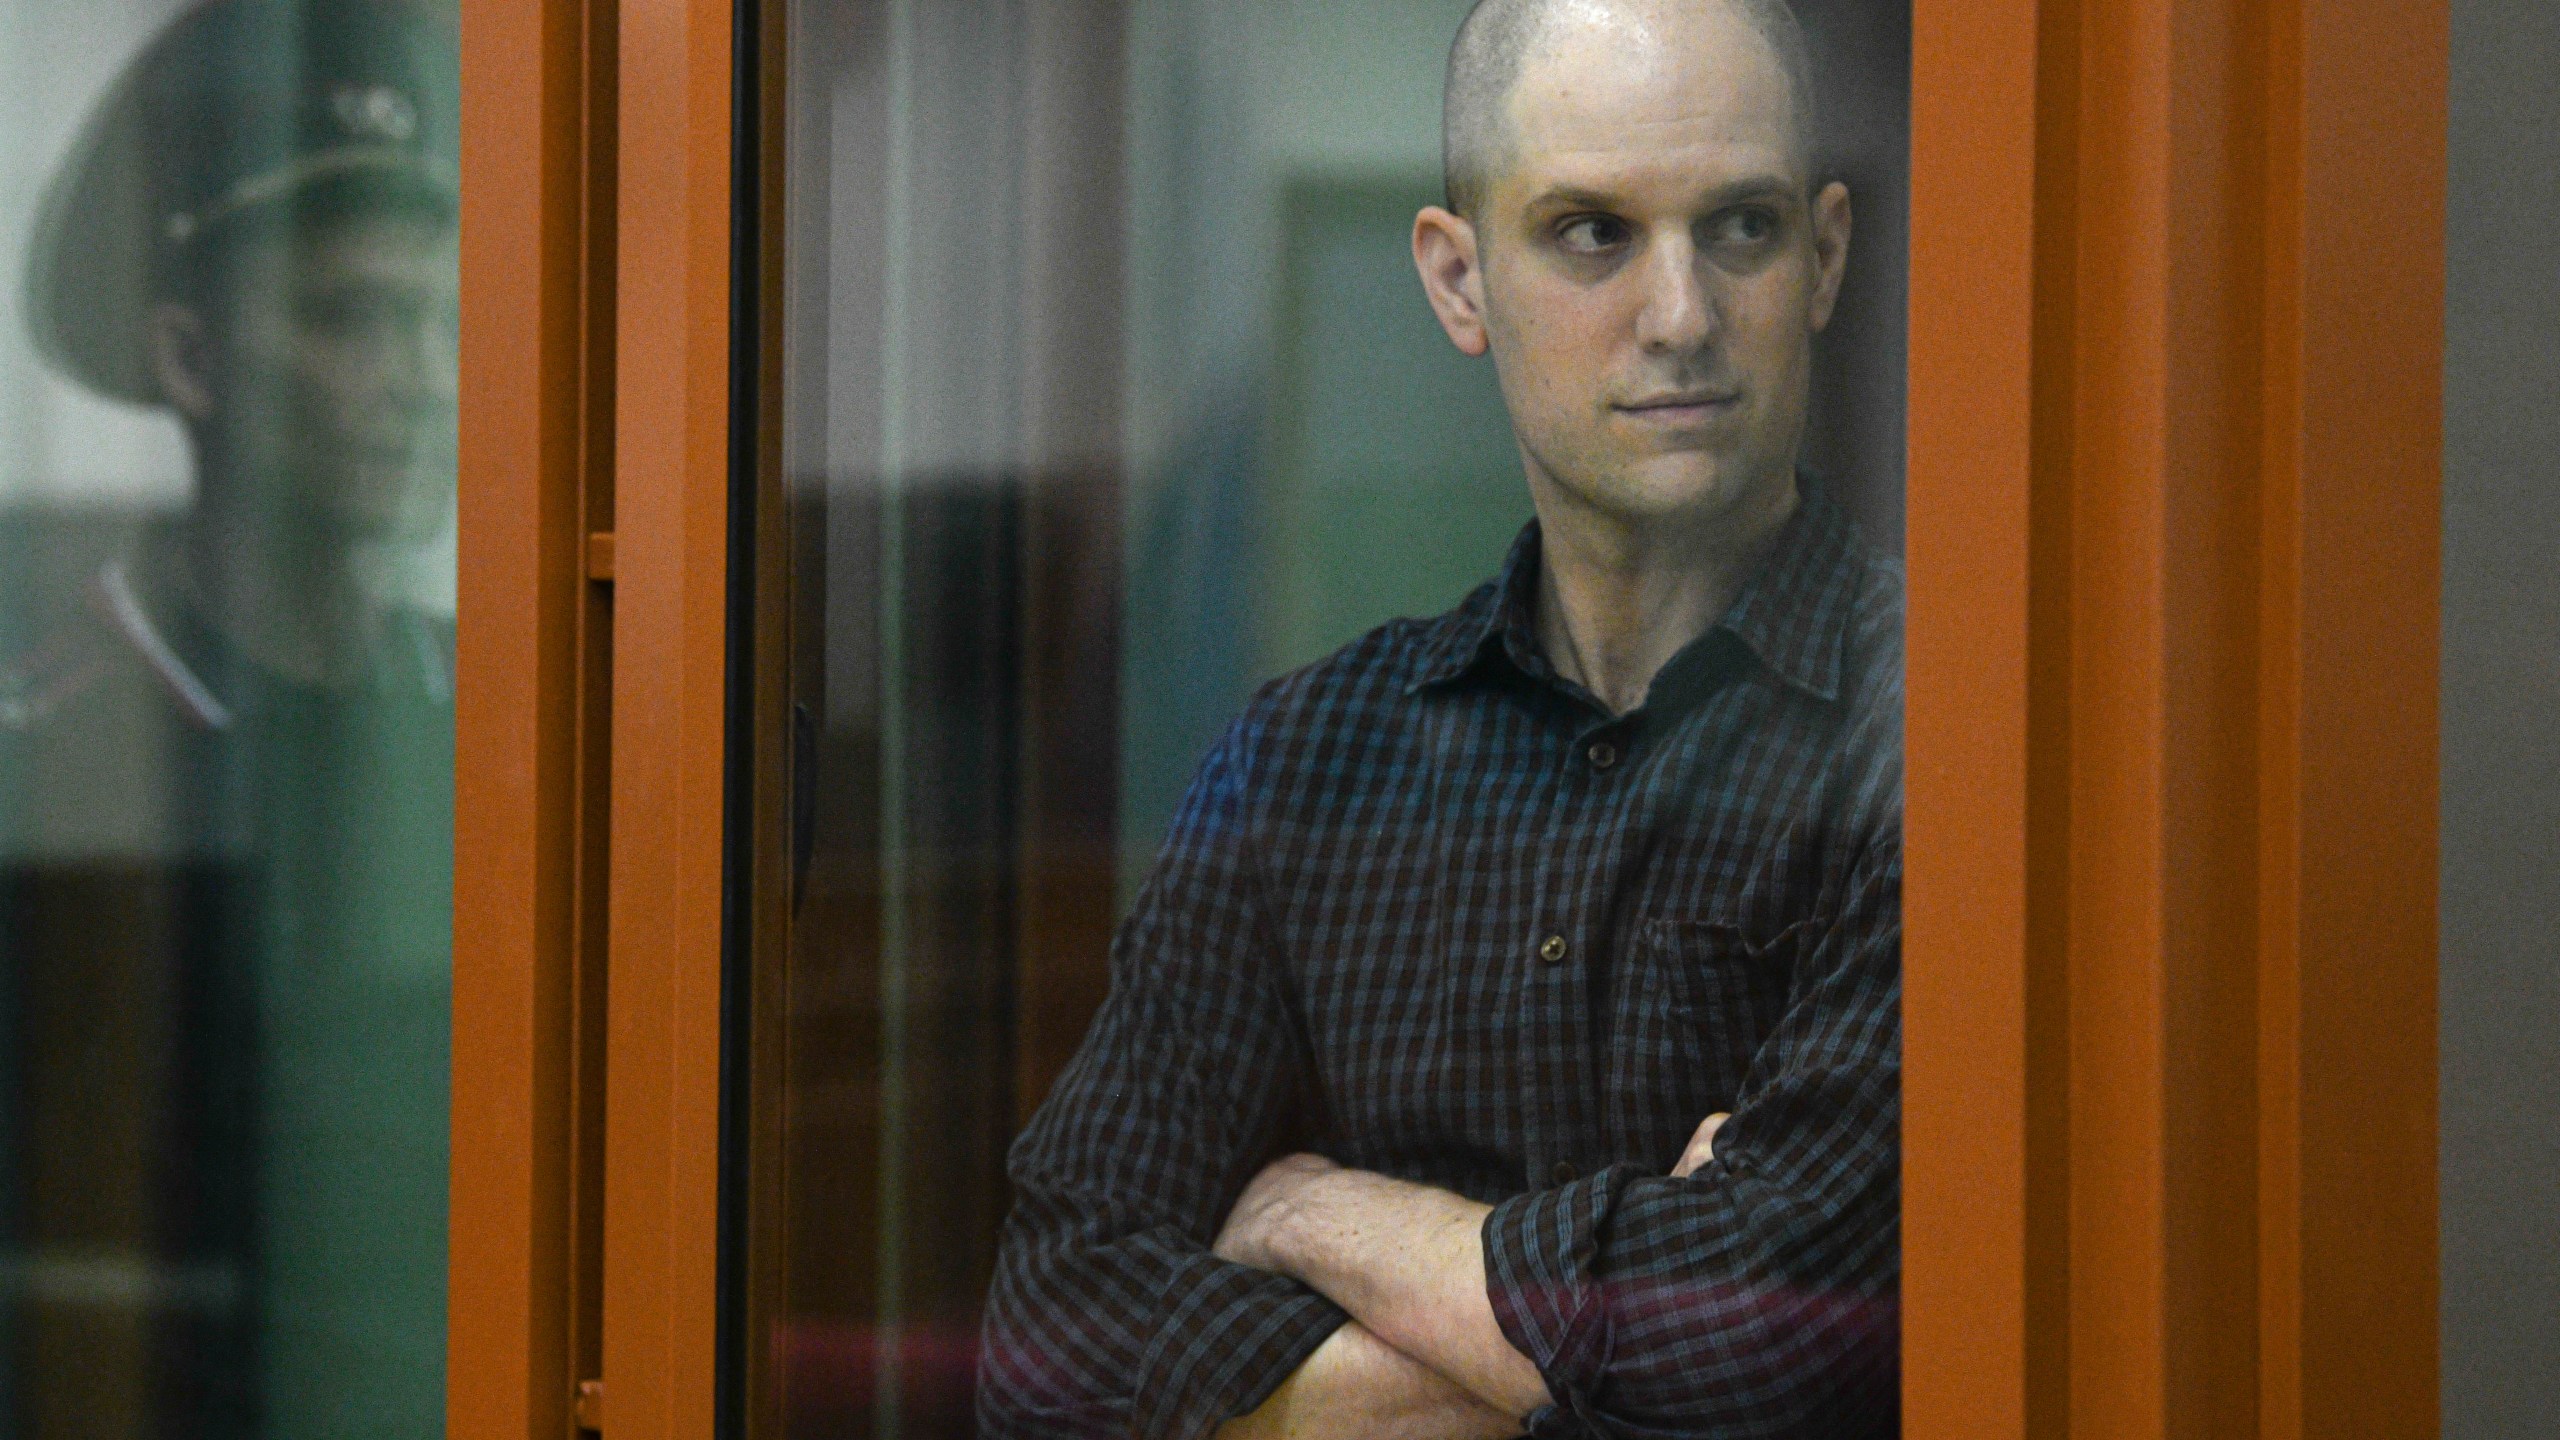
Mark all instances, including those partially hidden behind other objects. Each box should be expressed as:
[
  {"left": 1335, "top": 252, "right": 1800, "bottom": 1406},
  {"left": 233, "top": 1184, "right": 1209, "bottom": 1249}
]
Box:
[
  {"left": 148, "top": 504, "right": 379, "bottom": 689},
  {"left": 1530, "top": 472, "right": 1800, "bottom": 716}
]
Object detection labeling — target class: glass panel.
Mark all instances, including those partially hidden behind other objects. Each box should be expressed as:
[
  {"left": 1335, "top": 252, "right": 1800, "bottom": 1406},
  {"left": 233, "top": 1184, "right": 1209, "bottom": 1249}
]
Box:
[
  {"left": 0, "top": 2, "right": 457, "bottom": 1436},
  {"left": 760, "top": 1, "right": 1907, "bottom": 1435}
]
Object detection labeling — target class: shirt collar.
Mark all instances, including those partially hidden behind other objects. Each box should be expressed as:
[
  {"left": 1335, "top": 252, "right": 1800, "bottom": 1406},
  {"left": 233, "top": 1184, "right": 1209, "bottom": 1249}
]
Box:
[
  {"left": 1408, "top": 477, "right": 1863, "bottom": 705},
  {"left": 1713, "top": 484, "right": 1858, "bottom": 704},
  {"left": 1407, "top": 520, "right": 1544, "bottom": 695}
]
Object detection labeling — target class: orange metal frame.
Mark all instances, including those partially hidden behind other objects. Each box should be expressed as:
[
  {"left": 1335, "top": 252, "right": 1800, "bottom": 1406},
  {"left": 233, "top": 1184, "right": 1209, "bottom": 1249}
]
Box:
[
  {"left": 456, "top": 0, "right": 2447, "bottom": 1435},
  {"left": 453, "top": 0, "right": 613, "bottom": 1435},
  {"left": 595, "top": 0, "right": 738, "bottom": 1436},
  {"left": 1904, "top": 0, "right": 2444, "bottom": 1436}
]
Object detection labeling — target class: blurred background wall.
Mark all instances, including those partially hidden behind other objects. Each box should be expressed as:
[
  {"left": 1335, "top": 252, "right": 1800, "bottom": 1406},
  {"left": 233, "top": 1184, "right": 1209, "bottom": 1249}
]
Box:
[{"left": 2441, "top": 0, "right": 2559, "bottom": 1432}]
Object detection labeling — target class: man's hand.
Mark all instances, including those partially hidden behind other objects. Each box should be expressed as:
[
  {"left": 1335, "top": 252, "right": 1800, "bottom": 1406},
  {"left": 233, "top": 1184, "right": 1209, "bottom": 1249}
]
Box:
[
  {"left": 1672, "top": 1112, "right": 1732, "bottom": 1179},
  {"left": 1209, "top": 1155, "right": 1550, "bottom": 1421}
]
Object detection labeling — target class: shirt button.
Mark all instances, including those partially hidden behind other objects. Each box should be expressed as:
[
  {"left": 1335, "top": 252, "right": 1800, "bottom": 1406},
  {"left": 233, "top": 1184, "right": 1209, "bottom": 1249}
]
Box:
[
  {"left": 1551, "top": 1160, "right": 1579, "bottom": 1185},
  {"left": 1538, "top": 935, "right": 1569, "bottom": 964},
  {"left": 1588, "top": 741, "right": 1619, "bottom": 771}
]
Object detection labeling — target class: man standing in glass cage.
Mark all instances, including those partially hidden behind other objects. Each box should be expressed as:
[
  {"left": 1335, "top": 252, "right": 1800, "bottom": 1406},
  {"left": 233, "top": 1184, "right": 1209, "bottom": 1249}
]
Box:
[
  {"left": 0, "top": 2, "right": 458, "bottom": 1436},
  {"left": 982, "top": 1, "right": 1901, "bottom": 1437}
]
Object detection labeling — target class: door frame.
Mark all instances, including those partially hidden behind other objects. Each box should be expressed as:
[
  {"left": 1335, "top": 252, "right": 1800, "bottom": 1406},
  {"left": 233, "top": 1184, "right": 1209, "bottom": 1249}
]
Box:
[{"left": 452, "top": 0, "right": 2449, "bottom": 1435}]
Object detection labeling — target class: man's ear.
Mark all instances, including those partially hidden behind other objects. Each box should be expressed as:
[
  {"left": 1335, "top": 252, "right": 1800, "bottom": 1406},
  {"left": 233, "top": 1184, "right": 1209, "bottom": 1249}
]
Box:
[
  {"left": 146, "top": 302, "right": 219, "bottom": 422},
  {"left": 1413, "top": 206, "right": 1491, "bottom": 357},
  {"left": 1807, "top": 181, "right": 1853, "bottom": 334}
]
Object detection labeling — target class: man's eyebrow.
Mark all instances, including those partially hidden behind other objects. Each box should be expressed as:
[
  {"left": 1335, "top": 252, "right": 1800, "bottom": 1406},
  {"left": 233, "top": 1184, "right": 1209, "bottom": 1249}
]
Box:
[{"left": 1525, "top": 176, "right": 1802, "bottom": 213}]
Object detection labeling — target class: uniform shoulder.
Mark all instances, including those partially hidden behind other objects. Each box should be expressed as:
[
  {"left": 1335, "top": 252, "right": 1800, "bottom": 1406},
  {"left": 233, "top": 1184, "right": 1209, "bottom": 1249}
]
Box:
[
  {"left": 0, "top": 604, "right": 137, "bottom": 736},
  {"left": 0, "top": 561, "right": 231, "bottom": 738}
]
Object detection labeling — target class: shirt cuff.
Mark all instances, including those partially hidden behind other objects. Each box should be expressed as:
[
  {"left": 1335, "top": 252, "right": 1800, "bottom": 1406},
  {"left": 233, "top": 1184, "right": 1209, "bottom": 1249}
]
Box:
[
  {"left": 1131, "top": 1253, "right": 1349, "bottom": 1440},
  {"left": 1481, "top": 1165, "right": 1634, "bottom": 1416}
]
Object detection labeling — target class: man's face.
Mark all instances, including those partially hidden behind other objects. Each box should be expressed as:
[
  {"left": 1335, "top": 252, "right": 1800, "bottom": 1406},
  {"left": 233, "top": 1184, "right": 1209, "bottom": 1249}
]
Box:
[
  {"left": 191, "top": 207, "right": 461, "bottom": 546},
  {"left": 1462, "top": 6, "right": 1848, "bottom": 535}
]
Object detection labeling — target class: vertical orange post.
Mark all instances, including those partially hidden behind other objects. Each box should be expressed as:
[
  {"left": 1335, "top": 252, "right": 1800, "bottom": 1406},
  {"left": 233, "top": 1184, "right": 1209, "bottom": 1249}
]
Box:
[
  {"left": 454, "top": 0, "right": 606, "bottom": 1435},
  {"left": 2267, "top": 3, "right": 2444, "bottom": 1434},
  {"left": 1901, "top": 0, "right": 2053, "bottom": 1433},
  {"left": 2061, "top": 0, "right": 2270, "bottom": 1429},
  {"left": 598, "top": 0, "right": 736, "bottom": 1436},
  {"left": 1905, "top": 0, "right": 2441, "bottom": 1435}
]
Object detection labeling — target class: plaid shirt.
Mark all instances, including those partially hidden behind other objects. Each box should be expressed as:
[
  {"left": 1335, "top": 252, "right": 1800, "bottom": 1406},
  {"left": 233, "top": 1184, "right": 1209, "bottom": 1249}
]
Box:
[{"left": 980, "top": 487, "right": 1903, "bottom": 1439}]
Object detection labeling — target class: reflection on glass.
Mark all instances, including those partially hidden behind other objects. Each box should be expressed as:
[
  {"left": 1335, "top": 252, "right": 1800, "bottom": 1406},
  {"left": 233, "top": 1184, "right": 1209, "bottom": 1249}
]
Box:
[
  {"left": 763, "top": 2, "right": 1905, "bottom": 1436},
  {"left": 0, "top": 2, "right": 457, "bottom": 1436}
]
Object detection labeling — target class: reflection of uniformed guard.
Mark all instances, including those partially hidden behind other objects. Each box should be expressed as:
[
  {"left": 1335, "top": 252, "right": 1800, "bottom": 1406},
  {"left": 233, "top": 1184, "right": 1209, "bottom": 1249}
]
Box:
[{"left": 1, "top": 3, "right": 457, "bottom": 1437}]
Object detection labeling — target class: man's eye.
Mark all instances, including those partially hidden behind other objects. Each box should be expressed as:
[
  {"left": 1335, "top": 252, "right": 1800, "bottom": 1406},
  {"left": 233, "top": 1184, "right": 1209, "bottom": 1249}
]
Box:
[
  {"left": 1556, "top": 215, "right": 1631, "bottom": 254},
  {"left": 1709, "top": 208, "right": 1779, "bottom": 245}
]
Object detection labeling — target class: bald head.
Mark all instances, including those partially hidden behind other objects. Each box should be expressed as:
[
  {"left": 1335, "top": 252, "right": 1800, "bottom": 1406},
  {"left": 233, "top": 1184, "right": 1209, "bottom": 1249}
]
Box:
[{"left": 1442, "top": 0, "right": 1818, "bottom": 218}]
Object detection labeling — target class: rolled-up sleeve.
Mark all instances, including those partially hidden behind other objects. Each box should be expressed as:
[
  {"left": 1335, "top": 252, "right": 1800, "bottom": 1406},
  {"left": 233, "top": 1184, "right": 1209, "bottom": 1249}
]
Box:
[
  {"left": 1483, "top": 838, "right": 1903, "bottom": 1439},
  {"left": 978, "top": 719, "right": 1346, "bottom": 1440}
]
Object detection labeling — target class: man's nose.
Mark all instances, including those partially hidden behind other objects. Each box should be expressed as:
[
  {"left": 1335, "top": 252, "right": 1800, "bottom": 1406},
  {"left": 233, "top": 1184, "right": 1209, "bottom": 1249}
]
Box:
[{"left": 1634, "top": 237, "right": 1717, "bottom": 356}]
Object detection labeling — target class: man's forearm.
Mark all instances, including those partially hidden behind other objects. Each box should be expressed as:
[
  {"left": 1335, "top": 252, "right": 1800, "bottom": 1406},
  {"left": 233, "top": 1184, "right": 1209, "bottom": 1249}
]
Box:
[
  {"left": 1214, "top": 1321, "right": 1521, "bottom": 1440},
  {"left": 1218, "top": 1158, "right": 1552, "bottom": 1420}
]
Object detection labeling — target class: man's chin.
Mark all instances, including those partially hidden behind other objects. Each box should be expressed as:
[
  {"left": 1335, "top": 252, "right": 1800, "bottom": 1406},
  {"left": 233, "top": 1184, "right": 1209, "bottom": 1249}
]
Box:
[
  {"left": 1572, "top": 459, "right": 1757, "bottom": 527},
  {"left": 1523, "top": 432, "right": 1793, "bottom": 535}
]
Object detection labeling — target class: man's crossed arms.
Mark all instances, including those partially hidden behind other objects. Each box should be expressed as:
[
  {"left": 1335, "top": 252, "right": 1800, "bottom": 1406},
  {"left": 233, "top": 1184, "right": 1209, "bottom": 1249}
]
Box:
[{"left": 1209, "top": 1115, "right": 1733, "bottom": 1439}]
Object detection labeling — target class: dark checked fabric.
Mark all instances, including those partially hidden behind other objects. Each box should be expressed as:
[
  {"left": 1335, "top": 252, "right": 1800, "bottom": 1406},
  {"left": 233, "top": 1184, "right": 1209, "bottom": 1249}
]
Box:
[{"left": 979, "top": 483, "right": 1903, "bottom": 1440}]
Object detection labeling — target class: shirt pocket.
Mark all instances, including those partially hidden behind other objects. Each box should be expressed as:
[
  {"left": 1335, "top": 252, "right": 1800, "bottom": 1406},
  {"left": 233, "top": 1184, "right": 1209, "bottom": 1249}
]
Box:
[{"left": 1607, "top": 914, "right": 1812, "bottom": 1155}]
